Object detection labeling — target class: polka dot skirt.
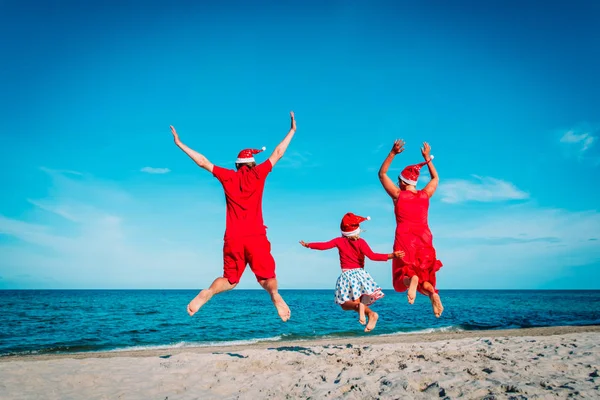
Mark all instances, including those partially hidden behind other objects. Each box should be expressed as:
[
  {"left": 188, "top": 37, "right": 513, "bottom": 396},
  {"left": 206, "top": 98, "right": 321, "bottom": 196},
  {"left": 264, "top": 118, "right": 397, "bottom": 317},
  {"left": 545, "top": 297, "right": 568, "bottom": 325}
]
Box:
[{"left": 334, "top": 268, "right": 384, "bottom": 306}]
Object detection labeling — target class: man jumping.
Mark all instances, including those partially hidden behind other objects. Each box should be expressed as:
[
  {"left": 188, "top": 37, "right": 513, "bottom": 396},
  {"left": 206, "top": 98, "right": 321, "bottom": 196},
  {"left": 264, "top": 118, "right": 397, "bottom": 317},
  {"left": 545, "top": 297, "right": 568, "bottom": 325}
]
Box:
[{"left": 170, "top": 111, "right": 296, "bottom": 322}]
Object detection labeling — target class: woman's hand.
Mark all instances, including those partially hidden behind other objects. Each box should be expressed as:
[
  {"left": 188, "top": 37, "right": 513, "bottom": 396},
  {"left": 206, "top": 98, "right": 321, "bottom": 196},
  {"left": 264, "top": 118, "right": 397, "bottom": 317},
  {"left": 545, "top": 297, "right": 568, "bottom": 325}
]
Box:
[
  {"left": 299, "top": 240, "right": 309, "bottom": 248},
  {"left": 421, "top": 142, "right": 431, "bottom": 160},
  {"left": 391, "top": 139, "right": 405, "bottom": 155},
  {"left": 393, "top": 250, "right": 405, "bottom": 259}
]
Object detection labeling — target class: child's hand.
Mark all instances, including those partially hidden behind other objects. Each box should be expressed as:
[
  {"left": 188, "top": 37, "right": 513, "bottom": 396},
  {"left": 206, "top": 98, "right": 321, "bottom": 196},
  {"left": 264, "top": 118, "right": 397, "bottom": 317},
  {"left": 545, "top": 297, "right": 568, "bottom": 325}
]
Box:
[
  {"left": 299, "top": 240, "right": 309, "bottom": 248},
  {"left": 393, "top": 250, "right": 405, "bottom": 259}
]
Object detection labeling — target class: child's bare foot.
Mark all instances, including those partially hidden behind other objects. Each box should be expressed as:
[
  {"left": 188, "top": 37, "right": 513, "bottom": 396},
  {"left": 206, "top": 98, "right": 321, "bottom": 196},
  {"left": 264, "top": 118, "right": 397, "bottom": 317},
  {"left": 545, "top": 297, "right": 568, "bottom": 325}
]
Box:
[
  {"left": 364, "top": 312, "right": 378, "bottom": 332},
  {"left": 407, "top": 275, "right": 418, "bottom": 304},
  {"left": 358, "top": 303, "right": 366, "bottom": 325},
  {"left": 187, "top": 289, "right": 212, "bottom": 316},
  {"left": 430, "top": 293, "right": 444, "bottom": 318},
  {"left": 271, "top": 293, "right": 291, "bottom": 322}
]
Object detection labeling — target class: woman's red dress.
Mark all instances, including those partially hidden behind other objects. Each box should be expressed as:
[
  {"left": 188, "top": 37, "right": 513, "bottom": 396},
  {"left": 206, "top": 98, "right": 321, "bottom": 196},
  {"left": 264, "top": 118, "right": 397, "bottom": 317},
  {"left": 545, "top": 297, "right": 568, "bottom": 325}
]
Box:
[{"left": 392, "top": 190, "right": 443, "bottom": 295}]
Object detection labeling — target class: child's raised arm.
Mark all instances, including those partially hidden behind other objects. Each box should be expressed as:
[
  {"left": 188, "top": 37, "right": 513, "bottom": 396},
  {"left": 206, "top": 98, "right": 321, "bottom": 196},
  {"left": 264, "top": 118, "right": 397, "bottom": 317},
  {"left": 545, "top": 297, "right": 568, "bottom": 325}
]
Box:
[{"left": 299, "top": 239, "right": 337, "bottom": 250}]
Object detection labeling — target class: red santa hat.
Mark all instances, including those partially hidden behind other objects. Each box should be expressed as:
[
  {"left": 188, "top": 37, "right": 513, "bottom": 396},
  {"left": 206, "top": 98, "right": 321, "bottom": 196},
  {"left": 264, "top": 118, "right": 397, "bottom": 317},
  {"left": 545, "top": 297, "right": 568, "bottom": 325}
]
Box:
[
  {"left": 236, "top": 147, "right": 266, "bottom": 164},
  {"left": 340, "top": 212, "right": 371, "bottom": 237},
  {"left": 399, "top": 155, "right": 434, "bottom": 185}
]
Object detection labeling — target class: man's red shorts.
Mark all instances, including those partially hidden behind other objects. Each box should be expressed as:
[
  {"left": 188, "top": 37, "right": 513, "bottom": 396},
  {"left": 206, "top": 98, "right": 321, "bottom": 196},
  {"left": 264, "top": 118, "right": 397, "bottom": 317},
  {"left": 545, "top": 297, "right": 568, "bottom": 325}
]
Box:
[{"left": 223, "top": 235, "right": 276, "bottom": 284}]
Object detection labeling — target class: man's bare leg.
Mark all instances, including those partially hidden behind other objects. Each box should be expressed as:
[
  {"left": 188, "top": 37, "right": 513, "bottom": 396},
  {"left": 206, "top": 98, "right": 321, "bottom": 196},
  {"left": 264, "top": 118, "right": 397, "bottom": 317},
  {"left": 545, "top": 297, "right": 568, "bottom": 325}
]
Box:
[
  {"left": 187, "top": 277, "right": 237, "bottom": 317},
  {"left": 259, "top": 278, "right": 291, "bottom": 322},
  {"left": 407, "top": 275, "right": 419, "bottom": 304},
  {"left": 422, "top": 281, "right": 443, "bottom": 318}
]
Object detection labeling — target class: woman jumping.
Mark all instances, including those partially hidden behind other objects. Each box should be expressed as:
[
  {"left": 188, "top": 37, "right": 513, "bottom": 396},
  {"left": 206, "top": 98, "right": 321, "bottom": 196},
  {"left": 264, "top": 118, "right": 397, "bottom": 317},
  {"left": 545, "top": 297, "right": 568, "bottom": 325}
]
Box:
[{"left": 378, "top": 140, "right": 444, "bottom": 317}]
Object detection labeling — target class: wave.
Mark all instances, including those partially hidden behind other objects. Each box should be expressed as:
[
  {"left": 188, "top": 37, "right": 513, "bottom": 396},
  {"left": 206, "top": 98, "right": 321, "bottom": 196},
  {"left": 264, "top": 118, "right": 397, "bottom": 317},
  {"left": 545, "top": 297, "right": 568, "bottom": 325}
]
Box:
[
  {"left": 108, "top": 335, "right": 285, "bottom": 353},
  {"left": 1, "top": 344, "right": 100, "bottom": 357},
  {"left": 0, "top": 336, "right": 285, "bottom": 357},
  {"left": 381, "top": 325, "right": 465, "bottom": 336},
  {"left": 4, "top": 321, "right": 600, "bottom": 357}
]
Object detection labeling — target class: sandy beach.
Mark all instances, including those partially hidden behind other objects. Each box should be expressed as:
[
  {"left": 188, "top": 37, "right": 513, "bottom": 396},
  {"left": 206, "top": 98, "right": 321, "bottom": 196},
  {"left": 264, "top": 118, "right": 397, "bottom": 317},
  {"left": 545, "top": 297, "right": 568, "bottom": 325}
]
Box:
[{"left": 1, "top": 325, "right": 598, "bottom": 399}]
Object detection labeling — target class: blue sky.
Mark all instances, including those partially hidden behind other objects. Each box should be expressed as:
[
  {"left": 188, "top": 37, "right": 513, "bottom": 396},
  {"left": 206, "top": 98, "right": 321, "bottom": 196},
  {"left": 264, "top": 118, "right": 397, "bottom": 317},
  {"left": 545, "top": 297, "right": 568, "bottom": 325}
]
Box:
[{"left": 0, "top": 0, "right": 598, "bottom": 289}]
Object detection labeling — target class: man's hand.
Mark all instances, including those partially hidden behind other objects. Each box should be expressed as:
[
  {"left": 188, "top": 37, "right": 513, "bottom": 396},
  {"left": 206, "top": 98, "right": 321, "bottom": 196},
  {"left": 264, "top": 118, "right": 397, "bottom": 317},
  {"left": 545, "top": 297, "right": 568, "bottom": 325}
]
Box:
[
  {"left": 170, "top": 125, "right": 181, "bottom": 145},
  {"left": 269, "top": 111, "right": 298, "bottom": 167},
  {"left": 290, "top": 111, "right": 296, "bottom": 131},
  {"left": 421, "top": 142, "right": 431, "bottom": 160},
  {"left": 391, "top": 139, "right": 405, "bottom": 155}
]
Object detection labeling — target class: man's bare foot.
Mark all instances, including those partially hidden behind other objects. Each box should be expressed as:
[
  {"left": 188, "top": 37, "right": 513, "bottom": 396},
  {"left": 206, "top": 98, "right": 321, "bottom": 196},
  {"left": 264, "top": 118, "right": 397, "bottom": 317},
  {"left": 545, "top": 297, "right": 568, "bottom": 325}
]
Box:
[
  {"left": 430, "top": 293, "right": 444, "bottom": 318},
  {"left": 407, "top": 275, "right": 418, "bottom": 304},
  {"left": 358, "top": 303, "right": 366, "bottom": 325},
  {"left": 364, "top": 312, "right": 378, "bottom": 332},
  {"left": 271, "top": 293, "right": 291, "bottom": 322},
  {"left": 187, "top": 289, "right": 212, "bottom": 317}
]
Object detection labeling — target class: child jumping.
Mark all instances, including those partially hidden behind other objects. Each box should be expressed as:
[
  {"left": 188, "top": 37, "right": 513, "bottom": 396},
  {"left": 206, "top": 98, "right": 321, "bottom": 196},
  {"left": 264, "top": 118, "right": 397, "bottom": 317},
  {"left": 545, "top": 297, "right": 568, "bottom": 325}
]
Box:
[{"left": 300, "top": 213, "right": 404, "bottom": 332}]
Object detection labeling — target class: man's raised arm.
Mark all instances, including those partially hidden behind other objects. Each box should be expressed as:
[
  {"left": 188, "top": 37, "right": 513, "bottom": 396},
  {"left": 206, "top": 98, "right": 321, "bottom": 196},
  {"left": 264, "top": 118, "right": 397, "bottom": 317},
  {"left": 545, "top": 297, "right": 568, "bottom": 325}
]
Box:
[
  {"left": 170, "top": 125, "right": 214, "bottom": 173},
  {"left": 268, "top": 111, "right": 297, "bottom": 167}
]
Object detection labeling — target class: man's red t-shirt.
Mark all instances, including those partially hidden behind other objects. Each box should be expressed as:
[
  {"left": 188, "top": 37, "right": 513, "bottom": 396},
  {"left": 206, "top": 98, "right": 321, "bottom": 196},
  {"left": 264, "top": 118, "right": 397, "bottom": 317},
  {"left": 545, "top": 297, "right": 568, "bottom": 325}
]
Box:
[{"left": 212, "top": 159, "right": 273, "bottom": 240}]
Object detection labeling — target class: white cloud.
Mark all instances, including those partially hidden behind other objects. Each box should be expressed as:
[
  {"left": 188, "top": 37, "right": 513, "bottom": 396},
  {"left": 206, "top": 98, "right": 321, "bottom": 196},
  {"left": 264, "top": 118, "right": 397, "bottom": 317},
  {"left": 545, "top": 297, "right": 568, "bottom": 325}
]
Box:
[
  {"left": 432, "top": 205, "right": 600, "bottom": 289},
  {"left": 0, "top": 169, "right": 227, "bottom": 289},
  {"left": 39, "top": 167, "right": 83, "bottom": 176},
  {"left": 438, "top": 176, "right": 529, "bottom": 204},
  {"left": 1, "top": 168, "right": 598, "bottom": 290},
  {"left": 276, "top": 151, "right": 320, "bottom": 169},
  {"left": 140, "top": 167, "right": 171, "bottom": 174},
  {"left": 560, "top": 130, "right": 596, "bottom": 154},
  {"left": 372, "top": 143, "right": 386, "bottom": 153}
]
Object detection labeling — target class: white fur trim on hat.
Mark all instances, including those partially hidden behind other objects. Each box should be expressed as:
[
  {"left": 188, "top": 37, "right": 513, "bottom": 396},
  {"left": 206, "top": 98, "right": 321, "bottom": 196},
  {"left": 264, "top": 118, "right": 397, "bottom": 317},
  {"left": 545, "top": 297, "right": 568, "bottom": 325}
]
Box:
[
  {"left": 400, "top": 176, "right": 418, "bottom": 185},
  {"left": 342, "top": 227, "right": 361, "bottom": 237},
  {"left": 236, "top": 157, "right": 256, "bottom": 163}
]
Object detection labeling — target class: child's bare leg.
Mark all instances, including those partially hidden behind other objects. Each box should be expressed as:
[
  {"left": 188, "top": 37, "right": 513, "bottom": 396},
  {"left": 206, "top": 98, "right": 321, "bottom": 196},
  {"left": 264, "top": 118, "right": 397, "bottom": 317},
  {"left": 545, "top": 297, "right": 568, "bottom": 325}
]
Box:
[
  {"left": 422, "top": 281, "right": 443, "bottom": 318},
  {"left": 364, "top": 308, "right": 379, "bottom": 333},
  {"left": 341, "top": 300, "right": 360, "bottom": 312},
  {"left": 341, "top": 300, "right": 371, "bottom": 326},
  {"left": 358, "top": 302, "right": 366, "bottom": 325},
  {"left": 407, "top": 275, "right": 419, "bottom": 304},
  {"left": 187, "top": 277, "right": 237, "bottom": 316}
]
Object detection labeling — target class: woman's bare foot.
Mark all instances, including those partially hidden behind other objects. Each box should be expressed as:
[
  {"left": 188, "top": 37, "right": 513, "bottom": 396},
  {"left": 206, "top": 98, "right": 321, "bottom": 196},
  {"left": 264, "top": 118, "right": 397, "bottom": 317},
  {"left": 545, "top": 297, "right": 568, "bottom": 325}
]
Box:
[
  {"left": 407, "top": 275, "right": 418, "bottom": 304},
  {"left": 358, "top": 303, "right": 366, "bottom": 325},
  {"left": 430, "top": 293, "right": 444, "bottom": 318},
  {"left": 271, "top": 293, "right": 291, "bottom": 322},
  {"left": 187, "top": 289, "right": 212, "bottom": 316},
  {"left": 402, "top": 276, "right": 411, "bottom": 287},
  {"left": 364, "top": 312, "right": 378, "bottom": 332}
]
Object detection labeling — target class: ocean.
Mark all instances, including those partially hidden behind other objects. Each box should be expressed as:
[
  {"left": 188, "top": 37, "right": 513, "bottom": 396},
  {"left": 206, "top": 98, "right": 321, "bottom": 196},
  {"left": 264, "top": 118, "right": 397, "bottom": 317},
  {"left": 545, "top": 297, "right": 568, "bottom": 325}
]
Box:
[{"left": 1, "top": 289, "right": 599, "bottom": 356}]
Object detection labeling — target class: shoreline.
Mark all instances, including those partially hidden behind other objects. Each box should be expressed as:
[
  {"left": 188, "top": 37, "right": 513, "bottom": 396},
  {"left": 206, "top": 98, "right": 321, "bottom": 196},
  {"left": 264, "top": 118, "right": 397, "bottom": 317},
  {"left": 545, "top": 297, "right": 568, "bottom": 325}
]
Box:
[{"left": 3, "top": 324, "right": 599, "bottom": 362}]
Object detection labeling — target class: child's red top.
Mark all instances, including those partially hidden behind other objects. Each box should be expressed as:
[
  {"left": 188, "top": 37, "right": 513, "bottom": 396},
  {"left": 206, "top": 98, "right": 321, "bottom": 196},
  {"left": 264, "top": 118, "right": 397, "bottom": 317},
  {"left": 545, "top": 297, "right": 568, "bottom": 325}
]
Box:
[{"left": 307, "top": 237, "right": 389, "bottom": 270}]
